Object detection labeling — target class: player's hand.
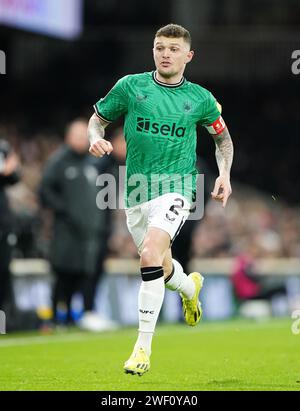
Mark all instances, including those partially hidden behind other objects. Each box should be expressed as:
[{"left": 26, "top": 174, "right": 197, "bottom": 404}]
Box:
[
  {"left": 89, "top": 138, "right": 113, "bottom": 157},
  {"left": 211, "top": 174, "right": 232, "bottom": 208}
]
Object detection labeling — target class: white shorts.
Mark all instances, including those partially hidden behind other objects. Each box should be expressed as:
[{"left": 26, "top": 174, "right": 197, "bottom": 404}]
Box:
[{"left": 125, "top": 193, "right": 191, "bottom": 253}]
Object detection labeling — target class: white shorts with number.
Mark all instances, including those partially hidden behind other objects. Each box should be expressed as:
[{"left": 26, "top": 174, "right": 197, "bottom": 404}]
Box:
[{"left": 125, "top": 193, "right": 191, "bottom": 253}]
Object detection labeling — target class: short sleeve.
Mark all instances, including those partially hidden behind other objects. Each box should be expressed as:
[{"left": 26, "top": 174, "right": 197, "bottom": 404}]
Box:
[
  {"left": 198, "top": 92, "right": 222, "bottom": 126},
  {"left": 94, "top": 76, "right": 129, "bottom": 122}
]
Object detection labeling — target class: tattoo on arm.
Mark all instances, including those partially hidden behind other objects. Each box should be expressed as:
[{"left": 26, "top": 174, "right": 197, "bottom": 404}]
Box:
[
  {"left": 87, "top": 113, "right": 108, "bottom": 145},
  {"left": 214, "top": 127, "right": 234, "bottom": 176}
]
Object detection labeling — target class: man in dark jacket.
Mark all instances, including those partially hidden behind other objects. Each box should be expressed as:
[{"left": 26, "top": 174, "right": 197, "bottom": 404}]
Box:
[
  {"left": 0, "top": 139, "right": 20, "bottom": 311},
  {"left": 39, "top": 119, "right": 111, "bottom": 326}
]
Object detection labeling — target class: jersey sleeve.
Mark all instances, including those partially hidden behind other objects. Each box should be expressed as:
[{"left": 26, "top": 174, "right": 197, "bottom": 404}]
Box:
[
  {"left": 198, "top": 92, "right": 222, "bottom": 126},
  {"left": 94, "top": 76, "right": 129, "bottom": 122}
]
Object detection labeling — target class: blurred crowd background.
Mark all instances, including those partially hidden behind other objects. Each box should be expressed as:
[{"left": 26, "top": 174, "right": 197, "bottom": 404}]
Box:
[{"left": 0, "top": 0, "right": 300, "bottom": 329}]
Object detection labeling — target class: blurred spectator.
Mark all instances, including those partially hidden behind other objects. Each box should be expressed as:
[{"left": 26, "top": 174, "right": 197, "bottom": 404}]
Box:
[
  {"left": 231, "top": 247, "right": 287, "bottom": 304},
  {"left": 39, "top": 118, "right": 115, "bottom": 329},
  {"left": 80, "top": 127, "right": 135, "bottom": 331},
  {"left": 0, "top": 140, "right": 20, "bottom": 311},
  {"left": 191, "top": 190, "right": 300, "bottom": 259}
]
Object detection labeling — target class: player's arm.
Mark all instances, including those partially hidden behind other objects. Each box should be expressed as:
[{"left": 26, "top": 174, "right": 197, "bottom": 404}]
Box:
[
  {"left": 204, "top": 112, "right": 234, "bottom": 207},
  {"left": 87, "top": 113, "right": 113, "bottom": 158},
  {"left": 201, "top": 93, "right": 234, "bottom": 207},
  {"left": 211, "top": 125, "right": 234, "bottom": 207},
  {"left": 89, "top": 76, "right": 129, "bottom": 158}
]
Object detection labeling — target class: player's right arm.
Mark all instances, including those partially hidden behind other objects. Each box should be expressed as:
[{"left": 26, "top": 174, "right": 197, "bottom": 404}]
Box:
[
  {"left": 88, "top": 113, "right": 113, "bottom": 157},
  {"left": 88, "top": 75, "right": 129, "bottom": 158}
]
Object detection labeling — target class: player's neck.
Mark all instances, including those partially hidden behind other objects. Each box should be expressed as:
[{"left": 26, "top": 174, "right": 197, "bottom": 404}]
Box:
[{"left": 154, "top": 70, "right": 184, "bottom": 85}]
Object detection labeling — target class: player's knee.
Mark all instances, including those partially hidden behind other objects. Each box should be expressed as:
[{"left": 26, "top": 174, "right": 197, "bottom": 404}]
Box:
[{"left": 140, "top": 246, "right": 161, "bottom": 267}]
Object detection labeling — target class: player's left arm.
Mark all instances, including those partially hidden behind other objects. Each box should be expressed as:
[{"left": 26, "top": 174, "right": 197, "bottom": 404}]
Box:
[
  {"left": 204, "top": 113, "right": 234, "bottom": 207},
  {"left": 212, "top": 126, "right": 234, "bottom": 207}
]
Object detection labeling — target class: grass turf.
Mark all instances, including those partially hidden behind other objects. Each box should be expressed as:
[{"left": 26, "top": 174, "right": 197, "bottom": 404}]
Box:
[{"left": 0, "top": 318, "right": 299, "bottom": 391}]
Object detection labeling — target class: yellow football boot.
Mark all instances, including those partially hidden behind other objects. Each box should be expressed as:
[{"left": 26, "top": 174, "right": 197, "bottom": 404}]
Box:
[
  {"left": 181, "top": 272, "right": 204, "bottom": 326},
  {"left": 124, "top": 347, "right": 150, "bottom": 376}
]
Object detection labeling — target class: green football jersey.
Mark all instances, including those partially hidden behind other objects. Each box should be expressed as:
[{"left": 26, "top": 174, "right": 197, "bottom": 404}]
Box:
[{"left": 94, "top": 71, "right": 221, "bottom": 208}]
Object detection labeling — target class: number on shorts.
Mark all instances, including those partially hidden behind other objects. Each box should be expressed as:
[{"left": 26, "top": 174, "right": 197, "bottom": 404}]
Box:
[{"left": 166, "top": 198, "right": 184, "bottom": 221}]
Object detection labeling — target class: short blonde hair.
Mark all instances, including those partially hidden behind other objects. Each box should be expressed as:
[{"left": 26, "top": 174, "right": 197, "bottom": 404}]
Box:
[{"left": 155, "top": 24, "right": 191, "bottom": 47}]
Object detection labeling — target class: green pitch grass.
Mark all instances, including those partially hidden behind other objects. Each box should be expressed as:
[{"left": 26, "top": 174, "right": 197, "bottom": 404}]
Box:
[{"left": 0, "top": 318, "right": 299, "bottom": 391}]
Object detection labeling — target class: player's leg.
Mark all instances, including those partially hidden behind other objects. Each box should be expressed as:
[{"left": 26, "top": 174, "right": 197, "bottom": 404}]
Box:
[
  {"left": 163, "top": 249, "right": 196, "bottom": 299},
  {"left": 147, "top": 192, "right": 203, "bottom": 325},
  {"left": 163, "top": 249, "right": 204, "bottom": 326},
  {"left": 124, "top": 193, "right": 199, "bottom": 375},
  {"left": 136, "top": 227, "right": 170, "bottom": 350},
  {"left": 124, "top": 226, "right": 169, "bottom": 375}
]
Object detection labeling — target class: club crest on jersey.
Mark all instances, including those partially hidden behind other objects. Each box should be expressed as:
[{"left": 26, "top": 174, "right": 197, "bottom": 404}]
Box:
[
  {"left": 183, "top": 101, "right": 193, "bottom": 113},
  {"left": 136, "top": 117, "right": 186, "bottom": 138},
  {"left": 136, "top": 94, "right": 148, "bottom": 102}
]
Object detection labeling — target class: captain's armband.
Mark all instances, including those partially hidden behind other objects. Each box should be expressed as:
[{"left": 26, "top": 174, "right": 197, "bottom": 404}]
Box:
[{"left": 205, "top": 116, "right": 226, "bottom": 136}]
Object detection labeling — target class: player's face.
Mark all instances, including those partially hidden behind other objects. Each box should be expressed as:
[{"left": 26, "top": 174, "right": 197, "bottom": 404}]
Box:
[{"left": 153, "top": 36, "right": 194, "bottom": 79}]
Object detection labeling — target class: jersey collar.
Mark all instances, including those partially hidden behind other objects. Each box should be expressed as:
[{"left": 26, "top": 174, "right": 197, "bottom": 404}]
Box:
[{"left": 152, "top": 71, "right": 185, "bottom": 88}]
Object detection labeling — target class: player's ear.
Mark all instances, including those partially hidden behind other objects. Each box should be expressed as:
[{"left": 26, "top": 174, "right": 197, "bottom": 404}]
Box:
[{"left": 186, "top": 50, "right": 194, "bottom": 64}]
